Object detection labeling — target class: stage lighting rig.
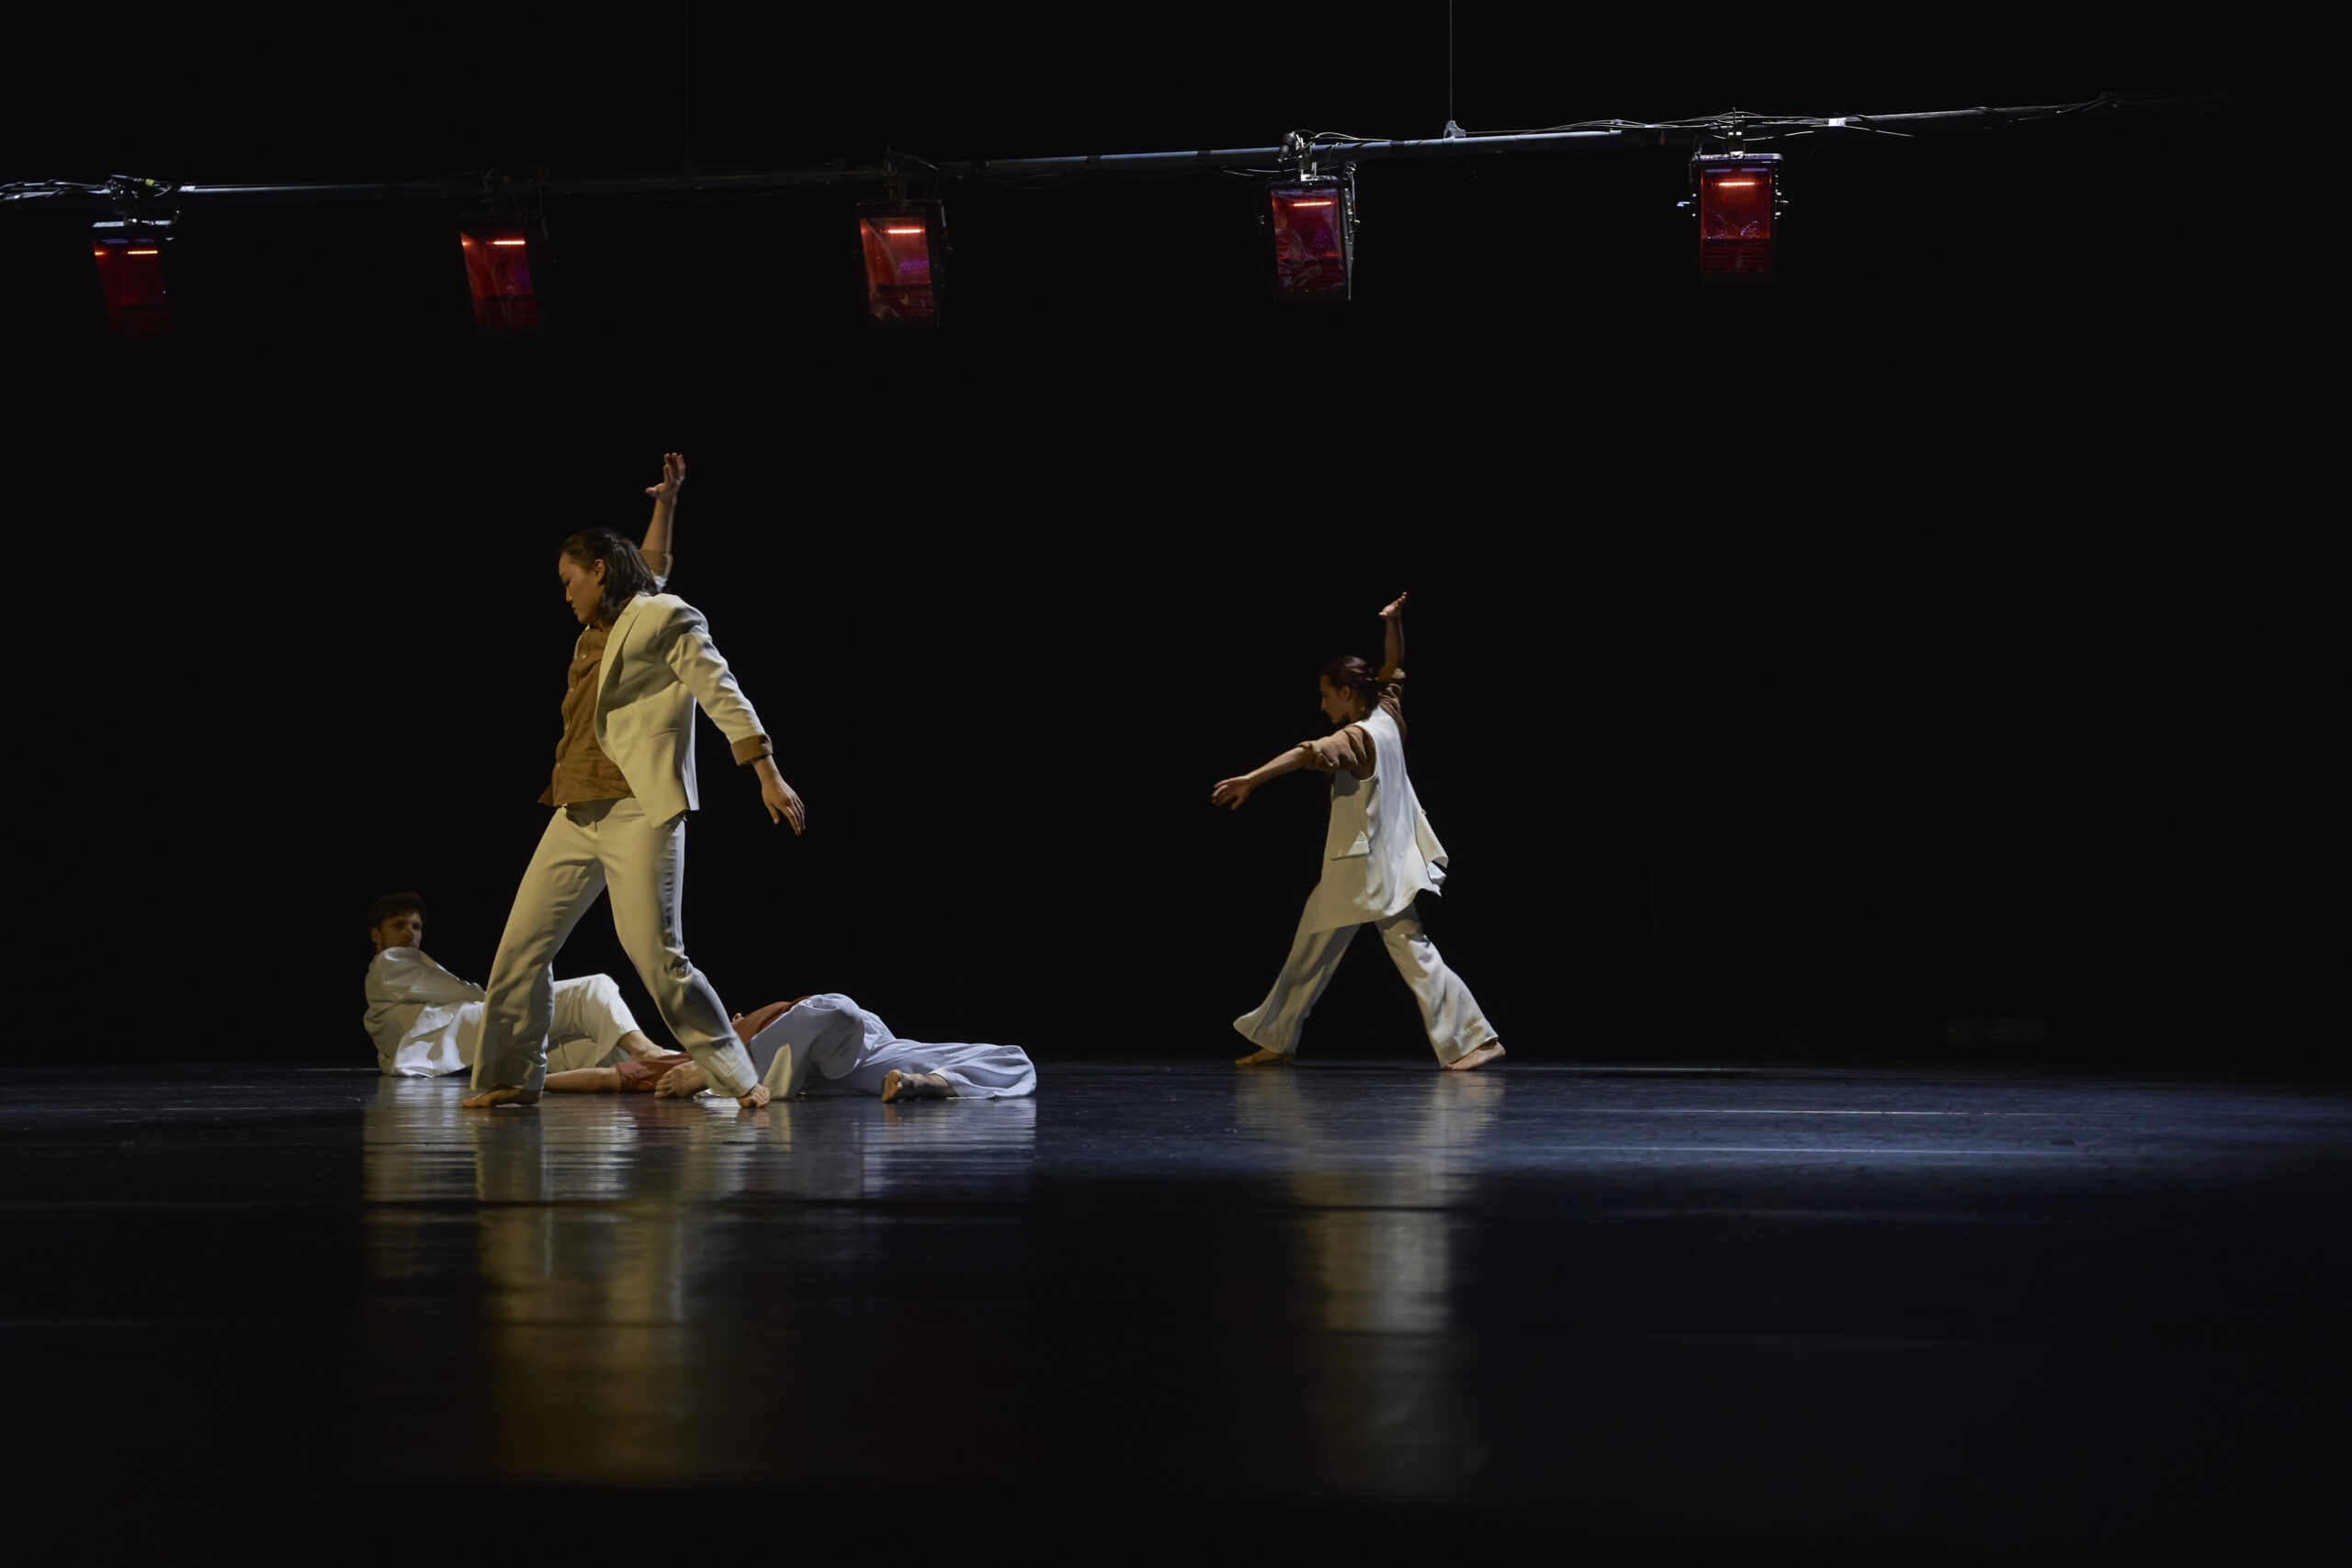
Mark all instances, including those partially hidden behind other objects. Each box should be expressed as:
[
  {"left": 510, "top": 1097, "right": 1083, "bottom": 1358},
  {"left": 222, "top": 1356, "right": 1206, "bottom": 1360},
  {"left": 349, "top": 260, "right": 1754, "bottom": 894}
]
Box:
[
  {"left": 1267, "top": 175, "right": 1357, "bottom": 302},
  {"left": 1680, "top": 139, "right": 1785, "bottom": 279},
  {"left": 457, "top": 213, "right": 547, "bottom": 337},
  {"left": 90, "top": 216, "right": 176, "bottom": 339},
  {"left": 857, "top": 199, "right": 945, "bottom": 326}
]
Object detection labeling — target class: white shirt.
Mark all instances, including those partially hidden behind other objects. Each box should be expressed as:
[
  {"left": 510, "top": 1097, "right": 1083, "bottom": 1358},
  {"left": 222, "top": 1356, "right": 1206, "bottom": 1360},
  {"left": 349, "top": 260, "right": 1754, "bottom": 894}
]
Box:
[{"left": 362, "top": 946, "right": 485, "bottom": 1077}]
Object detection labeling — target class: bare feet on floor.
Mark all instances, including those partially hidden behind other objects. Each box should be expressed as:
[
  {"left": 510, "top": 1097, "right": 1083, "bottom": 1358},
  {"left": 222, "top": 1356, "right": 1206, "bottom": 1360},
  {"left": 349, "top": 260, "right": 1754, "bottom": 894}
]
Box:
[
  {"left": 881, "top": 1069, "right": 954, "bottom": 1102},
  {"left": 1445, "top": 1043, "right": 1507, "bottom": 1072},
  {"left": 461, "top": 1084, "right": 535, "bottom": 1109},
  {"left": 1234, "top": 1047, "right": 1290, "bottom": 1067}
]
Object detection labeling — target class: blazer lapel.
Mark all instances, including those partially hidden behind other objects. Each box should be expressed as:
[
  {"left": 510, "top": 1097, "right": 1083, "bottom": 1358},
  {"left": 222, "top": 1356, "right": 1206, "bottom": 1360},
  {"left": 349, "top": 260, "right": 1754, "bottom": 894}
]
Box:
[{"left": 597, "top": 594, "right": 648, "bottom": 702}]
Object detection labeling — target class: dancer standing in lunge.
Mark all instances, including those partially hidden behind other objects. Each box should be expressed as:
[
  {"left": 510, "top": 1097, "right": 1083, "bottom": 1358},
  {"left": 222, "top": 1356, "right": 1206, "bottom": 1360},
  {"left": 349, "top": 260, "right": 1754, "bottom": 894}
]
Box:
[
  {"left": 464, "top": 452, "right": 806, "bottom": 1110},
  {"left": 1210, "top": 593, "right": 1504, "bottom": 1070}
]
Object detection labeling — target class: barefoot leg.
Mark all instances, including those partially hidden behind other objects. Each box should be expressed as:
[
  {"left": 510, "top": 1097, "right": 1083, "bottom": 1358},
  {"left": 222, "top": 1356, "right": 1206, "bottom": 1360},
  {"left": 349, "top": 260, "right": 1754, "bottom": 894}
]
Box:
[
  {"left": 461, "top": 1083, "right": 536, "bottom": 1109},
  {"left": 544, "top": 1066, "right": 625, "bottom": 1093},
  {"left": 1234, "top": 1047, "right": 1292, "bottom": 1067},
  {"left": 615, "top": 1030, "right": 667, "bottom": 1063},
  {"left": 1445, "top": 1043, "right": 1507, "bottom": 1072}
]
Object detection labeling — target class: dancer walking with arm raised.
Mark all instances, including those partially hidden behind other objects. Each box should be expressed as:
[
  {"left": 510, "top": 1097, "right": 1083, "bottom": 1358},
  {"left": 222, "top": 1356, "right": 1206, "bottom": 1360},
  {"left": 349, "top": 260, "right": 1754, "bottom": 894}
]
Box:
[
  {"left": 465, "top": 452, "right": 806, "bottom": 1110},
  {"left": 1212, "top": 592, "right": 1504, "bottom": 1070}
]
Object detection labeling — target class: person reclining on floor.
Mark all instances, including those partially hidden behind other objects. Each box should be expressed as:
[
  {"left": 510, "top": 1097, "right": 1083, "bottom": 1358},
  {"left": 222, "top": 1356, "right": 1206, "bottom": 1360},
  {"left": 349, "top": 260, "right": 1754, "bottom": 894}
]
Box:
[
  {"left": 542, "top": 991, "right": 1038, "bottom": 1104},
  {"left": 363, "top": 891, "right": 673, "bottom": 1077}
]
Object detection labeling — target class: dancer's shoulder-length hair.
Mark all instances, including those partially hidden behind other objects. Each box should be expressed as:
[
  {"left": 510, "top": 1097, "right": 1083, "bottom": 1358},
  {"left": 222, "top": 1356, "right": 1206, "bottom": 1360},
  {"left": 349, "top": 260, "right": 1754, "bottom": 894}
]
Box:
[{"left": 560, "top": 527, "right": 662, "bottom": 623}]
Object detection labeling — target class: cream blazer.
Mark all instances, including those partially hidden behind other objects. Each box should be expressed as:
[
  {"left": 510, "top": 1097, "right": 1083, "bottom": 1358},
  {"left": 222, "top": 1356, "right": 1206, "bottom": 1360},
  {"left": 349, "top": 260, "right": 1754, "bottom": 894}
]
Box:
[{"left": 593, "top": 592, "right": 769, "bottom": 821}]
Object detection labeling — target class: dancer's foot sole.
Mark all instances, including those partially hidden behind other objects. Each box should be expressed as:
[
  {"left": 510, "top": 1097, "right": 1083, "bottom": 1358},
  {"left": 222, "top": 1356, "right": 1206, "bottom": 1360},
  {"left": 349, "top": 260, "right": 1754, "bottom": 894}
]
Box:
[{"left": 882, "top": 1070, "right": 952, "bottom": 1102}]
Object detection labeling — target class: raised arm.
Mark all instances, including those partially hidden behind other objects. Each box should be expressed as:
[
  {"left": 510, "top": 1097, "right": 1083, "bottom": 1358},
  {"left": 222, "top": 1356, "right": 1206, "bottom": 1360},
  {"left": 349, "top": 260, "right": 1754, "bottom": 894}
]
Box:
[
  {"left": 1379, "top": 591, "right": 1407, "bottom": 675},
  {"left": 1211, "top": 746, "right": 1311, "bottom": 810},
  {"left": 641, "top": 451, "right": 684, "bottom": 581}
]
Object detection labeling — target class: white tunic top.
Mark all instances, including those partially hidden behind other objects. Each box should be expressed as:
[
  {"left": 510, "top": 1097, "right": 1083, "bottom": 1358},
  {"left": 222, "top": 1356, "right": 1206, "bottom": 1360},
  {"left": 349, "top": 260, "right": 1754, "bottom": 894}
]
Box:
[
  {"left": 1300, "top": 704, "right": 1449, "bottom": 933},
  {"left": 363, "top": 947, "right": 485, "bottom": 1077},
  {"left": 741, "top": 993, "right": 1038, "bottom": 1100}
]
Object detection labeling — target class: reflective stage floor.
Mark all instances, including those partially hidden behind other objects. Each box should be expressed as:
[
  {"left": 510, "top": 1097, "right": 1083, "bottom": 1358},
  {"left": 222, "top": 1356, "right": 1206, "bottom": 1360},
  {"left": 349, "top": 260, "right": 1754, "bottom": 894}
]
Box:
[{"left": 6, "top": 1062, "right": 2347, "bottom": 1563}]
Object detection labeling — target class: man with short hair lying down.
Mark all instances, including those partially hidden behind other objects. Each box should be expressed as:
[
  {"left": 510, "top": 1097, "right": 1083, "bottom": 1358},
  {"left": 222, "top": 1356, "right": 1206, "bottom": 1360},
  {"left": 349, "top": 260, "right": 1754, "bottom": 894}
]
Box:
[
  {"left": 542, "top": 992, "right": 1038, "bottom": 1103},
  {"left": 363, "top": 891, "right": 673, "bottom": 1077}
]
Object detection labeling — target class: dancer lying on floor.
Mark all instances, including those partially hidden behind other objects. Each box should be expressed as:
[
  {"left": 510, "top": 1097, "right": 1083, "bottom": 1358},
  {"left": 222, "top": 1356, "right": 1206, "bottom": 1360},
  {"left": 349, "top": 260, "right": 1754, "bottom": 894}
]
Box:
[
  {"left": 541, "top": 992, "right": 1038, "bottom": 1103},
  {"left": 363, "top": 891, "right": 673, "bottom": 1077}
]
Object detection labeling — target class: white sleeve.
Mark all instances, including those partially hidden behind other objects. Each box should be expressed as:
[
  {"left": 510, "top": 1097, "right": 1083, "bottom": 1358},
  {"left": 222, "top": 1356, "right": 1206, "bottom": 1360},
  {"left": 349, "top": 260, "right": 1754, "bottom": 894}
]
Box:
[
  {"left": 659, "top": 604, "right": 769, "bottom": 754},
  {"left": 368, "top": 948, "right": 486, "bottom": 1007}
]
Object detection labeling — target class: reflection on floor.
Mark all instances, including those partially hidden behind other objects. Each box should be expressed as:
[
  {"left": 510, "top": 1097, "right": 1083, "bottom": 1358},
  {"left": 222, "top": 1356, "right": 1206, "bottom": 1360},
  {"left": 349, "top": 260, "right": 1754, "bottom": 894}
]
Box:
[{"left": 6, "top": 1062, "right": 2347, "bottom": 1563}]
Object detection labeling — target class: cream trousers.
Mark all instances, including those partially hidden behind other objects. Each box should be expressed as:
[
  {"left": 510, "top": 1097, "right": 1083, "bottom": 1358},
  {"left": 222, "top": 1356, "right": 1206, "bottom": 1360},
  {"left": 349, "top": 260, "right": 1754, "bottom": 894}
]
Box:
[
  {"left": 1234, "top": 899, "right": 1498, "bottom": 1064},
  {"left": 475, "top": 797, "right": 759, "bottom": 1099}
]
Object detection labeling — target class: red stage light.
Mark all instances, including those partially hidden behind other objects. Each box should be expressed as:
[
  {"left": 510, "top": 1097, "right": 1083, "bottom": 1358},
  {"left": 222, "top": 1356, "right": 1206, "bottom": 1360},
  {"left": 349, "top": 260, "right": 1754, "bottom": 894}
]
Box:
[
  {"left": 89, "top": 219, "right": 175, "bottom": 340},
  {"left": 857, "top": 202, "right": 944, "bottom": 325},
  {"left": 1692, "top": 154, "right": 1780, "bottom": 278},
  {"left": 1268, "top": 181, "right": 1352, "bottom": 302},
  {"left": 457, "top": 216, "right": 543, "bottom": 336}
]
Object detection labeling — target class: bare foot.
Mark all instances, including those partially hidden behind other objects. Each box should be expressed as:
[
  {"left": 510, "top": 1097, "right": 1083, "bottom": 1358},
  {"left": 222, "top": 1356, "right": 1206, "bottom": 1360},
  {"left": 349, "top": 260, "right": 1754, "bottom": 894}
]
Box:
[
  {"left": 735, "top": 1084, "right": 772, "bottom": 1110},
  {"left": 1445, "top": 1043, "right": 1507, "bottom": 1072},
  {"left": 881, "top": 1070, "right": 953, "bottom": 1102},
  {"left": 1234, "top": 1048, "right": 1291, "bottom": 1067},
  {"left": 616, "top": 1030, "right": 668, "bottom": 1064},
  {"left": 461, "top": 1084, "right": 535, "bottom": 1109}
]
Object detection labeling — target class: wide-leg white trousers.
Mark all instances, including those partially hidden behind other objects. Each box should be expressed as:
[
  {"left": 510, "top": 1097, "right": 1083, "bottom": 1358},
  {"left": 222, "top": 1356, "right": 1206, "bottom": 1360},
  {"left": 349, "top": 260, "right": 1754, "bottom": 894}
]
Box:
[
  {"left": 475, "top": 797, "right": 760, "bottom": 1100},
  {"left": 1234, "top": 898, "right": 1498, "bottom": 1064}
]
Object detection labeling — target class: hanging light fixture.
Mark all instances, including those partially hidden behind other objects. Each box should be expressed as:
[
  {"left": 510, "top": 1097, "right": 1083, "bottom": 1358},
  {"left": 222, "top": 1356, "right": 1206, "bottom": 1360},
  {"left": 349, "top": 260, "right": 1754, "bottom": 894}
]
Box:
[
  {"left": 856, "top": 200, "right": 945, "bottom": 325},
  {"left": 90, "top": 217, "right": 175, "bottom": 340},
  {"left": 1267, "top": 175, "right": 1355, "bottom": 301},
  {"left": 1688, "top": 152, "right": 1783, "bottom": 278},
  {"left": 457, "top": 214, "right": 546, "bottom": 336}
]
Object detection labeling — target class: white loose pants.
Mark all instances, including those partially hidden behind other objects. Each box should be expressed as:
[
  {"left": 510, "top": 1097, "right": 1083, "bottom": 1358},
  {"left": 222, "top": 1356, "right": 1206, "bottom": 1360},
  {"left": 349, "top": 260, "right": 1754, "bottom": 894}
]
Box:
[
  {"left": 1234, "top": 899, "right": 1498, "bottom": 1064},
  {"left": 475, "top": 797, "right": 759, "bottom": 1100}
]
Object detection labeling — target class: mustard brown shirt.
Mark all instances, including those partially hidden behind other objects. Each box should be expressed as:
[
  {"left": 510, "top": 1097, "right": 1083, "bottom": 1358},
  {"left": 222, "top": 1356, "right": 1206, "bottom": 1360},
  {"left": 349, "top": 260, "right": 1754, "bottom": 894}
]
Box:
[
  {"left": 1295, "top": 664, "right": 1407, "bottom": 782},
  {"left": 543, "top": 624, "right": 636, "bottom": 806}
]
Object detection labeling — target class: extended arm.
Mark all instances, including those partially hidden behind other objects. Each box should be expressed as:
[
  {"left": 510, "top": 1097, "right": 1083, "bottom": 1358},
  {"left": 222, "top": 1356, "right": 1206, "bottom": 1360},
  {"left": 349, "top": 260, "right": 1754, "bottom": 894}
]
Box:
[
  {"left": 661, "top": 607, "right": 808, "bottom": 833},
  {"left": 641, "top": 452, "right": 684, "bottom": 581},
  {"left": 370, "top": 949, "right": 486, "bottom": 1006},
  {"left": 1211, "top": 745, "right": 1311, "bottom": 810},
  {"left": 1379, "top": 591, "right": 1407, "bottom": 676}
]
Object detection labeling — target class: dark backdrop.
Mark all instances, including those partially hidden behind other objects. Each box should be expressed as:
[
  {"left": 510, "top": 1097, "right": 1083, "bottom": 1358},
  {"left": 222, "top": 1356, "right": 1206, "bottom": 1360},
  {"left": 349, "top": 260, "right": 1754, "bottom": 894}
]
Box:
[{"left": 6, "top": 3, "right": 2335, "bottom": 1071}]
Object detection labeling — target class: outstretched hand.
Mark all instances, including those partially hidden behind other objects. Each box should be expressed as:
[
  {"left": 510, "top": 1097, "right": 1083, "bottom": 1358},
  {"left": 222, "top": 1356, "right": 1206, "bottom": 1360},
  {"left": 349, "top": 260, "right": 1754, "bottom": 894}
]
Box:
[
  {"left": 760, "top": 769, "right": 807, "bottom": 833},
  {"left": 645, "top": 451, "right": 687, "bottom": 502},
  {"left": 1211, "top": 775, "right": 1259, "bottom": 810},
  {"left": 1379, "top": 591, "right": 1408, "bottom": 619}
]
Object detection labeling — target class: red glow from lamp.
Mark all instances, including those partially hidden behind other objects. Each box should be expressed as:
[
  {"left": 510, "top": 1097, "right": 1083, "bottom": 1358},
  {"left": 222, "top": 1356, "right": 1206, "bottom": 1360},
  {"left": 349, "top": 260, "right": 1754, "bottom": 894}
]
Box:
[
  {"left": 89, "top": 219, "right": 175, "bottom": 340},
  {"left": 1694, "top": 154, "right": 1779, "bottom": 278},
  {"left": 857, "top": 202, "right": 944, "bottom": 325},
  {"left": 1268, "top": 182, "right": 1351, "bottom": 302},
  {"left": 457, "top": 217, "right": 543, "bottom": 336}
]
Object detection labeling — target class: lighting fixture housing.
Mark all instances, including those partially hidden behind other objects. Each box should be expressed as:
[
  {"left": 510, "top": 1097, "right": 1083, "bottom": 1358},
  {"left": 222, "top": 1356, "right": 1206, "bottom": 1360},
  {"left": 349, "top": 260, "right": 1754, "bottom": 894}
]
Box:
[
  {"left": 90, "top": 218, "right": 175, "bottom": 340},
  {"left": 1267, "top": 179, "right": 1353, "bottom": 302},
  {"left": 857, "top": 201, "right": 945, "bottom": 326},
  {"left": 1691, "top": 153, "right": 1781, "bottom": 278},
  {"left": 457, "top": 215, "right": 546, "bottom": 337}
]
